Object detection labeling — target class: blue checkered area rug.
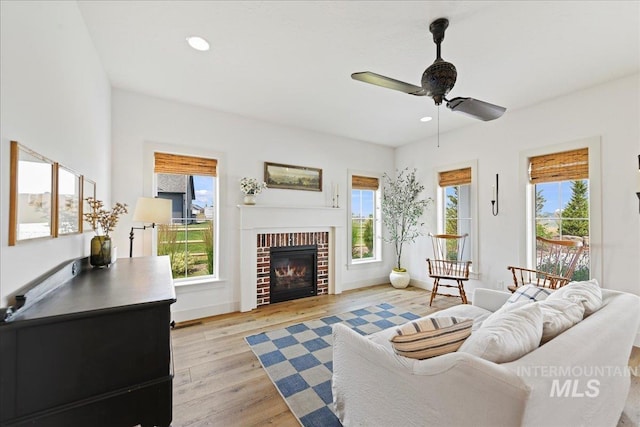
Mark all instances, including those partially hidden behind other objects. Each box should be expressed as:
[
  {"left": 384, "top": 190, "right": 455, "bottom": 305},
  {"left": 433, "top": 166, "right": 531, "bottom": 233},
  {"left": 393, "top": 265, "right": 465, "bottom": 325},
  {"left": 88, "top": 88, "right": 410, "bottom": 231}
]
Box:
[{"left": 245, "top": 303, "right": 420, "bottom": 427}]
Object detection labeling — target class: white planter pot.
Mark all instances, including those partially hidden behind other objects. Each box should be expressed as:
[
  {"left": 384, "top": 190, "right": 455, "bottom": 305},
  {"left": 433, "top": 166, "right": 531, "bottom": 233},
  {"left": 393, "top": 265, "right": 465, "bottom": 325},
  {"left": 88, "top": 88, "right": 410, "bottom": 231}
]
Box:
[
  {"left": 243, "top": 194, "right": 256, "bottom": 205},
  {"left": 389, "top": 270, "right": 410, "bottom": 288}
]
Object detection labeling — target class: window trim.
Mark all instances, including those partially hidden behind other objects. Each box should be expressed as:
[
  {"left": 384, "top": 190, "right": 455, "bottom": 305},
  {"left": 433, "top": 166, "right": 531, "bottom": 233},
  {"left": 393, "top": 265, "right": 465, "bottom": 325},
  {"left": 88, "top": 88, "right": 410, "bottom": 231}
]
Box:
[
  {"left": 434, "top": 160, "right": 479, "bottom": 276},
  {"left": 519, "top": 136, "right": 602, "bottom": 281},
  {"left": 142, "top": 141, "right": 223, "bottom": 284},
  {"left": 347, "top": 170, "right": 382, "bottom": 267}
]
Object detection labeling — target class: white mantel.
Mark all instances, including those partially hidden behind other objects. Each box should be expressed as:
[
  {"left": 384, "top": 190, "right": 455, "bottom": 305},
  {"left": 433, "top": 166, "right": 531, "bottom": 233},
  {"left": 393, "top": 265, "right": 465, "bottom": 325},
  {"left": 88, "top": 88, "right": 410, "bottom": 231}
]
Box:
[{"left": 238, "top": 205, "right": 345, "bottom": 311}]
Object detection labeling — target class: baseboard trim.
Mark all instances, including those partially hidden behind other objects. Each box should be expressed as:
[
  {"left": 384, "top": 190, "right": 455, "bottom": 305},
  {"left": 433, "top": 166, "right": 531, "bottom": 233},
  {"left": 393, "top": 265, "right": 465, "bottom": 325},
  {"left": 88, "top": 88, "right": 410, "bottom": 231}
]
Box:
[
  {"left": 340, "top": 276, "right": 390, "bottom": 292},
  {"left": 409, "top": 278, "right": 432, "bottom": 290},
  {"left": 171, "top": 301, "right": 239, "bottom": 323}
]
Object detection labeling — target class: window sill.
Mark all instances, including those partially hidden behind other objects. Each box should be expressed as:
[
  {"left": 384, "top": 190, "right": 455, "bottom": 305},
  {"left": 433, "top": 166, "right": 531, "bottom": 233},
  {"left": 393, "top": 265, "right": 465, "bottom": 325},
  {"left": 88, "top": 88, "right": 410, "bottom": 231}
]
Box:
[
  {"left": 173, "top": 276, "right": 225, "bottom": 288},
  {"left": 468, "top": 271, "right": 481, "bottom": 280},
  {"left": 348, "top": 259, "right": 382, "bottom": 269}
]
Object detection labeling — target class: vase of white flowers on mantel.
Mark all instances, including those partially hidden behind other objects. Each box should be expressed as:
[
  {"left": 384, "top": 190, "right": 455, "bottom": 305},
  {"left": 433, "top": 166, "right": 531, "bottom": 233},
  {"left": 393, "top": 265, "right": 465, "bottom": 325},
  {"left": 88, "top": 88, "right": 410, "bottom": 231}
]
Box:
[{"left": 240, "top": 177, "right": 267, "bottom": 205}]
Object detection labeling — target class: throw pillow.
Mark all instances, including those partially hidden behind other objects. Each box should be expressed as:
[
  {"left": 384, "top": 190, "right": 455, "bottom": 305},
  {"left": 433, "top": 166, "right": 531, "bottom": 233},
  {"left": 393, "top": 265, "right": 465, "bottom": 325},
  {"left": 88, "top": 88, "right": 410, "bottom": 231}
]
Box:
[
  {"left": 506, "top": 284, "right": 552, "bottom": 304},
  {"left": 390, "top": 316, "right": 473, "bottom": 360},
  {"left": 459, "top": 303, "right": 543, "bottom": 363},
  {"left": 537, "top": 298, "right": 585, "bottom": 343},
  {"left": 546, "top": 278, "right": 602, "bottom": 316}
]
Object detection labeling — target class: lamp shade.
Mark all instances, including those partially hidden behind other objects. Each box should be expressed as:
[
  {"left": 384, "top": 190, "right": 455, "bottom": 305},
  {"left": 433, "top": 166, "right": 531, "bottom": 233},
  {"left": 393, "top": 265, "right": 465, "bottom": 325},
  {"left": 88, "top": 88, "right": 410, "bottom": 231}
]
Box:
[{"left": 132, "top": 197, "right": 172, "bottom": 224}]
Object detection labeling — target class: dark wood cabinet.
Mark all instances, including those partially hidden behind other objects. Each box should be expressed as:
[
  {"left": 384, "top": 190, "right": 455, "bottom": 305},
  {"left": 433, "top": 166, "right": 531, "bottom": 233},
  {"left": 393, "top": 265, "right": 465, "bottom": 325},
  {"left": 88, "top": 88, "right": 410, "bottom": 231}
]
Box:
[{"left": 0, "top": 256, "right": 176, "bottom": 427}]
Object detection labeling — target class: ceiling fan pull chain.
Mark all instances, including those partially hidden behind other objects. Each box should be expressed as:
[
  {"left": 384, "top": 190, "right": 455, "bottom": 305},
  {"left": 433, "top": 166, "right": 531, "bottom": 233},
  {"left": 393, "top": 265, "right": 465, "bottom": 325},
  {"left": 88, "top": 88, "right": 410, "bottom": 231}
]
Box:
[{"left": 437, "top": 105, "right": 440, "bottom": 148}]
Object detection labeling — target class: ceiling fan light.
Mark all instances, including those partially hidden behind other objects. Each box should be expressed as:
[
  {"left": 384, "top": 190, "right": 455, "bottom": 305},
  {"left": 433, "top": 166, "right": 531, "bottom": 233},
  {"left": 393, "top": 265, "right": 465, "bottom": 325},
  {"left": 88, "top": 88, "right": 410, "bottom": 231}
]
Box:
[{"left": 421, "top": 60, "right": 457, "bottom": 105}]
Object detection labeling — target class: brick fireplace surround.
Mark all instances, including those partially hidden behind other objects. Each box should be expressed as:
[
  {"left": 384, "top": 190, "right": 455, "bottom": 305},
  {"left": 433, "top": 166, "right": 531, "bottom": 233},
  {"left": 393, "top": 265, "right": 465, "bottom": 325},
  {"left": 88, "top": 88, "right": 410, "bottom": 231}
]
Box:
[
  {"left": 256, "top": 232, "right": 329, "bottom": 306},
  {"left": 238, "top": 205, "right": 344, "bottom": 312}
]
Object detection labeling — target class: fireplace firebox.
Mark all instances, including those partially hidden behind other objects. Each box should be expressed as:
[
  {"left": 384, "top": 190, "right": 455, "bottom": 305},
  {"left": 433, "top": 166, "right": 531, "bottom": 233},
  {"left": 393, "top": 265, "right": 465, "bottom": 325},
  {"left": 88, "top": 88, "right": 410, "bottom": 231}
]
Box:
[{"left": 269, "top": 245, "right": 318, "bottom": 303}]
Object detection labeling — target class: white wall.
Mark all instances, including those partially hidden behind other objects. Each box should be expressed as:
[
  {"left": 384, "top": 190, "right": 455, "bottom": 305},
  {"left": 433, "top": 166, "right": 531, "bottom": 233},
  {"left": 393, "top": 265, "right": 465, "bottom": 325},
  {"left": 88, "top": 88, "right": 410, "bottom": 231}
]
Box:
[
  {"left": 0, "top": 1, "right": 112, "bottom": 306},
  {"left": 397, "top": 73, "right": 640, "bottom": 297},
  {"left": 111, "top": 89, "right": 396, "bottom": 321}
]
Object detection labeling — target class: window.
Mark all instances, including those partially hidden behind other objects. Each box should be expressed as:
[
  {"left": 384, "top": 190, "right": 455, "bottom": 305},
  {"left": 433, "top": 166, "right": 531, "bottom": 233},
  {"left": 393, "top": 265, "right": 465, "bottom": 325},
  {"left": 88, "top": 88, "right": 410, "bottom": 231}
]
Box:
[
  {"left": 438, "top": 167, "right": 473, "bottom": 262},
  {"left": 350, "top": 174, "right": 381, "bottom": 263},
  {"left": 529, "top": 148, "right": 590, "bottom": 280},
  {"left": 435, "top": 163, "right": 478, "bottom": 273},
  {"left": 154, "top": 152, "right": 218, "bottom": 280}
]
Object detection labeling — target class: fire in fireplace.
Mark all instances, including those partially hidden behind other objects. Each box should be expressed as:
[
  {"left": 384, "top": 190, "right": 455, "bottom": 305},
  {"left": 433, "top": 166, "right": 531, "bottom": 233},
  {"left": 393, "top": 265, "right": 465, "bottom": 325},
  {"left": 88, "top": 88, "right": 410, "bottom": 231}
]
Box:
[{"left": 270, "top": 245, "right": 318, "bottom": 303}]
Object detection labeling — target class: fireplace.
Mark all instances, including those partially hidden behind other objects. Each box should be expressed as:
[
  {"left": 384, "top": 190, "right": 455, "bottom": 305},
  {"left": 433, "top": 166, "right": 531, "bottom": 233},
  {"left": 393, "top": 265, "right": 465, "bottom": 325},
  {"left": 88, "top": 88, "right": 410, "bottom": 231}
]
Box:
[
  {"left": 269, "top": 245, "right": 318, "bottom": 303},
  {"left": 256, "top": 231, "right": 329, "bottom": 306}
]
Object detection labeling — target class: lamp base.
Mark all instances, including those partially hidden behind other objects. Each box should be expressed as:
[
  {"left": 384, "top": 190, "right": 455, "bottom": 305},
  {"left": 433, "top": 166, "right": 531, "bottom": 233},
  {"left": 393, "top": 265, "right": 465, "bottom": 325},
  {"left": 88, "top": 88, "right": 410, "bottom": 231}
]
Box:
[{"left": 129, "top": 224, "right": 156, "bottom": 257}]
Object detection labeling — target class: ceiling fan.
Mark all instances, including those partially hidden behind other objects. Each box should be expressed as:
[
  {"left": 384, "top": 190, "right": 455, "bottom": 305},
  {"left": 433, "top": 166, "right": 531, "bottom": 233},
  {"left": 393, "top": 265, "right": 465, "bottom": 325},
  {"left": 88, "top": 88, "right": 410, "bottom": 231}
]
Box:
[{"left": 351, "top": 18, "right": 506, "bottom": 121}]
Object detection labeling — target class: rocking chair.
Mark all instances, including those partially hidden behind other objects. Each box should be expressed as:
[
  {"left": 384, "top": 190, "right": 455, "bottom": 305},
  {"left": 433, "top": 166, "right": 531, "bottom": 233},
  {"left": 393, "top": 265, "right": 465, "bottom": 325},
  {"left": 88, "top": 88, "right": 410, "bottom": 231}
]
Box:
[
  {"left": 507, "top": 236, "right": 584, "bottom": 292},
  {"left": 426, "top": 233, "right": 471, "bottom": 306}
]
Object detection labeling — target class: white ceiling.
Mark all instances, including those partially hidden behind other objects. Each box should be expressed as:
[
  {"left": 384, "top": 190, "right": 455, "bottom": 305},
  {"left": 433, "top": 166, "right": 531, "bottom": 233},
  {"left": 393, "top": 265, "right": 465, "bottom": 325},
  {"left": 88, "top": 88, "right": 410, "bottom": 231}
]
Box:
[{"left": 77, "top": 1, "right": 640, "bottom": 147}]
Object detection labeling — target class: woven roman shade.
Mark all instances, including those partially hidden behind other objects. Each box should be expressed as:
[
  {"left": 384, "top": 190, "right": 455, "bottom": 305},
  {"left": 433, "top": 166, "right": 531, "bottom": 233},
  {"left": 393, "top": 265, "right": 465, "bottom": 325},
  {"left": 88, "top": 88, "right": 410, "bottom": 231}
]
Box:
[
  {"left": 529, "top": 148, "right": 588, "bottom": 184},
  {"left": 439, "top": 168, "right": 471, "bottom": 187},
  {"left": 352, "top": 175, "right": 379, "bottom": 190},
  {"left": 154, "top": 152, "right": 217, "bottom": 177}
]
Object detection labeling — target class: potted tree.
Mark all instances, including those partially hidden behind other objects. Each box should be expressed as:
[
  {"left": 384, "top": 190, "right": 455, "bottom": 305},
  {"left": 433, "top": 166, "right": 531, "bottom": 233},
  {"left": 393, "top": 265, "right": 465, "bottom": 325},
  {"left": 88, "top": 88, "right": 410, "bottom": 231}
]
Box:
[{"left": 382, "top": 168, "right": 433, "bottom": 288}]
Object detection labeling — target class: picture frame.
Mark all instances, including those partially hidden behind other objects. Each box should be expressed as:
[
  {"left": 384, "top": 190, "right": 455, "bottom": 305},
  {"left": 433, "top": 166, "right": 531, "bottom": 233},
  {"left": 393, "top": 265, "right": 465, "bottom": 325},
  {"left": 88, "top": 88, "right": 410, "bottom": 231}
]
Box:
[
  {"left": 264, "top": 162, "right": 322, "bottom": 192},
  {"left": 9, "top": 141, "right": 55, "bottom": 245}
]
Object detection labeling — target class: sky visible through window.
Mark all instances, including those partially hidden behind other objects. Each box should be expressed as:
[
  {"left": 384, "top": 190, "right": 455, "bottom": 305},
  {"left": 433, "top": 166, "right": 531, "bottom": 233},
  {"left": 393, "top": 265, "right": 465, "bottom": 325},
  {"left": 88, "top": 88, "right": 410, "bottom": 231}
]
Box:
[
  {"left": 352, "top": 190, "right": 374, "bottom": 216},
  {"left": 193, "top": 176, "right": 215, "bottom": 207},
  {"left": 538, "top": 181, "right": 576, "bottom": 215}
]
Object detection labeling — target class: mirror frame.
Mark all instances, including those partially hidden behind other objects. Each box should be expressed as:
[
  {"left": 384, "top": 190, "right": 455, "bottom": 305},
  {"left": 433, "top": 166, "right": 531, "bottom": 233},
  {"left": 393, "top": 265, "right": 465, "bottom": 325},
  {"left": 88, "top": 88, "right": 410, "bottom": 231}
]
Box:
[
  {"left": 56, "top": 164, "right": 82, "bottom": 236},
  {"left": 9, "top": 141, "right": 55, "bottom": 245},
  {"left": 81, "top": 177, "right": 96, "bottom": 233}
]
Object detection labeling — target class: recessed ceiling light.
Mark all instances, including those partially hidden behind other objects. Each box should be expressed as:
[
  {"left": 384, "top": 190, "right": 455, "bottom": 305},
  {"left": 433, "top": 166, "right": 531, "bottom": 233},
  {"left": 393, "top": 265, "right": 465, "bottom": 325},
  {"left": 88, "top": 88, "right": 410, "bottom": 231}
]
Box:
[
  {"left": 186, "top": 36, "right": 210, "bottom": 52},
  {"left": 420, "top": 116, "right": 433, "bottom": 122}
]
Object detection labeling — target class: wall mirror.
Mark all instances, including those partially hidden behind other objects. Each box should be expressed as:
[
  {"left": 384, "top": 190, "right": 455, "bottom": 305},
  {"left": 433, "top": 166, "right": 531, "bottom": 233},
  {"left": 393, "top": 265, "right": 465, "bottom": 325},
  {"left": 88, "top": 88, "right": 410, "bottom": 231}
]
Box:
[
  {"left": 9, "top": 141, "right": 54, "bottom": 245},
  {"left": 81, "top": 178, "right": 96, "bottom": 232},
  {"left": 57, "top": 165, "right": 81, "bottom": 236}
]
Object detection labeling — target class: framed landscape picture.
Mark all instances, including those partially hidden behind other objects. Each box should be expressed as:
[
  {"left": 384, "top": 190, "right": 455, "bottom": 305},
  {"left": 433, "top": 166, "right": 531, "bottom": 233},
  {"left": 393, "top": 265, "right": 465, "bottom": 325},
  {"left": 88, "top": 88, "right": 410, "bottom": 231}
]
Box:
[{"left": 264, "top": 162, "right": 322, "bottom": 192}]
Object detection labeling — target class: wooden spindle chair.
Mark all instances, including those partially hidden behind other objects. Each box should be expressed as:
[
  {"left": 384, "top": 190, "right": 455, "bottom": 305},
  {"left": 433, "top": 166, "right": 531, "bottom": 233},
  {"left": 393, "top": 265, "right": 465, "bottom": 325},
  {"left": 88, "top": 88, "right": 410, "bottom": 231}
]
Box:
[
  {"left": 426, "top": 233, "right": 471, "bottom": 306},
  {"left": 507, "top": 236, "right": 584, "bottom": 292}
]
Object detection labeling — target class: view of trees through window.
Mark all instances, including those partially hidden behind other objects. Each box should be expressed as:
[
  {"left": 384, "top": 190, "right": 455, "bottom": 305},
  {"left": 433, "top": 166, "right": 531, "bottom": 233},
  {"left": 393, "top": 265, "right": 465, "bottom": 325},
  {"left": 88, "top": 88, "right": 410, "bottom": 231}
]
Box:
[
  {"left": 443, "top": 185, "right": 471, "bottom": 260},
  {"left": 535, "top": 179, "right": 590, "bottom": 280},
  {"left": 351, "top": 189, "right": 375, "bottom": 261},
  {"left": 156, "top": 173, "right": 216, "bottom": 279}
]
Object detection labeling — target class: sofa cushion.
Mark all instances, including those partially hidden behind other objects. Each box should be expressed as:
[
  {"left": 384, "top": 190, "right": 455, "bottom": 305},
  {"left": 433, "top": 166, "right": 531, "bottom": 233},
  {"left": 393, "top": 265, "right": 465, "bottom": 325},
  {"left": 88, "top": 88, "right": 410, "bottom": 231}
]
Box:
[
  {"left": 506, "top": 284, "right": 552, "bottom": 303},
  {"left": 537, "top": 298, "right": 585, "bottom": 343},
  {"left": 433, "top": 304, "right": 492, "bottom": 331},
  {"left": 459, "top": 303, "right": 543, "bottom": 363},
  {"left": 389, "top": 317, "right": 473, "bottom": 360},
  {"left": 546, "top": 278, "right": 602, "bottom": 316}
]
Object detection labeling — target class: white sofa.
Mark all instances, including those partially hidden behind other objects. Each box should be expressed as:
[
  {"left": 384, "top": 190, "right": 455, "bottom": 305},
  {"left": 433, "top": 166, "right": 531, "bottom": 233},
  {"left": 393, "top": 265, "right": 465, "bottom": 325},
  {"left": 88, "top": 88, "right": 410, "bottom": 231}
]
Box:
[{"left": 332, "top": 288, "right": 640, "bottom": 427}]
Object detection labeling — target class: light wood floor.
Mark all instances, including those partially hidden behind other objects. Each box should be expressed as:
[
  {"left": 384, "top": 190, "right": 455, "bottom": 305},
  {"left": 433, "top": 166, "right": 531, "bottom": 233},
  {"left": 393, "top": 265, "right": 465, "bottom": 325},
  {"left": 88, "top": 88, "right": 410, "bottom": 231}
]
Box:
[{"left": 170, "top": 284, "right": 458, "bottom": 427}]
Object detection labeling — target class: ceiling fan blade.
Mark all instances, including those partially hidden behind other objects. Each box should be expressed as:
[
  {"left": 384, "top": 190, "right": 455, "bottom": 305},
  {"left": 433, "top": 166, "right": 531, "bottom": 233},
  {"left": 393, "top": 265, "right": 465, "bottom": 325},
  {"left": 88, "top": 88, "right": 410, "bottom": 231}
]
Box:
[
  {"left": 351, "top": 72, "right": 426, "bottom": 96},
  {"left": 446, "top": 97, "right": 506, "bottom": 121}
]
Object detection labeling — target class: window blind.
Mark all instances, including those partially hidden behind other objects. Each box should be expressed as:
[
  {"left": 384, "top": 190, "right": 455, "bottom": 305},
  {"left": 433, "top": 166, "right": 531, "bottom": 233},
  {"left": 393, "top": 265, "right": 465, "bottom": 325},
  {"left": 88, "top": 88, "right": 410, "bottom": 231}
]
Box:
[
  {"left": 438, "top": 167, "right": 471, "bottom": 187},
  {"left": 529, "top": 148, "right": 588, "bottom": 184},
  {"left": 352, "top": 175, "right": 379, "bottom": 190},
  {"left": 154, "top": 152, "right": 217, "bottom": 177}
]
